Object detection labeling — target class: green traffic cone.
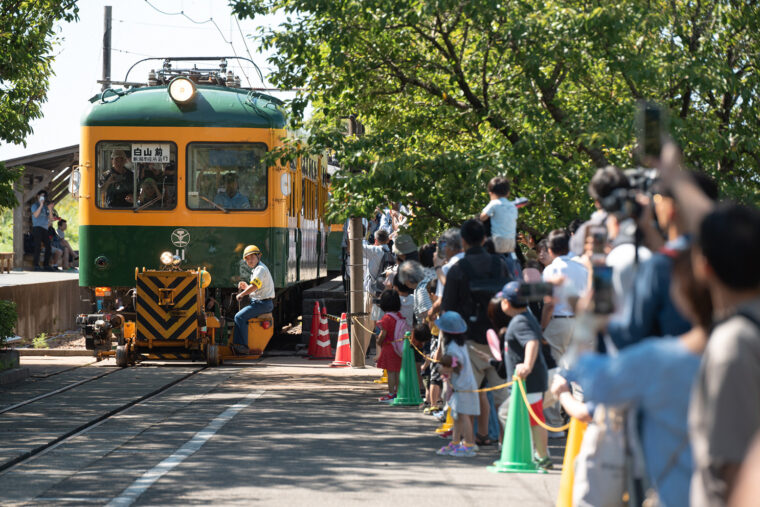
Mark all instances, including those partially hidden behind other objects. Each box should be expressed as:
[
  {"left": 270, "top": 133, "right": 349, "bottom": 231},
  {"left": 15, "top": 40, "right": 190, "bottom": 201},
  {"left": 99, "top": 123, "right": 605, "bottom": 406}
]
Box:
[
  {"left": 391, "top": 336, "right": 422, "bottom": 406},
  {"left": 488, "top": 378, "right": 544, "bottom": 473}
]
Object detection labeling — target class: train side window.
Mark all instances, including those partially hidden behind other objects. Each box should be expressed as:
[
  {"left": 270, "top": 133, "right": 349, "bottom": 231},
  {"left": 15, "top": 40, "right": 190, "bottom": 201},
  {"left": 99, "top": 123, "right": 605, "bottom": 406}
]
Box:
[
  {"left": 186, "top": 142, "right": 268, "bottom": 211},
  {"left": 95, "top": 141, "right": 177, "bottom": 210}
]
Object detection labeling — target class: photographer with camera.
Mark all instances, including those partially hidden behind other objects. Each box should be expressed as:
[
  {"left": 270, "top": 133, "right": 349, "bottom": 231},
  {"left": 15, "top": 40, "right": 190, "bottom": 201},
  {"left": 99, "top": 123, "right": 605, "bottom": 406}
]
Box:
[
  {"left": 654, "top": 144, "right": 760, "bottom": 507},
  {"left": 562, "top": 250, "right": 711, "bottom": 507},
  {"left": 607, "top": 173, "right": 718, "bottom": 349},
  {"left": 569, "top": 166, "right": 629, "bottom": 257},
  {"left": 30, "top": 190, "right": 59, "bottom": 271}
]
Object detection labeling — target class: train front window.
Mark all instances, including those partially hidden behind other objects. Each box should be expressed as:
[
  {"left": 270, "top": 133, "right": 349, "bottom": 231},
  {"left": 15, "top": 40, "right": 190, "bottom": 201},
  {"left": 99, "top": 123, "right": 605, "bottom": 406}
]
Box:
[
  {"left": 186, "top": 143, "right": 268, "bottom": 211},
  {"left": 95, "top": 142, "right": 177, "bottom": 210}
]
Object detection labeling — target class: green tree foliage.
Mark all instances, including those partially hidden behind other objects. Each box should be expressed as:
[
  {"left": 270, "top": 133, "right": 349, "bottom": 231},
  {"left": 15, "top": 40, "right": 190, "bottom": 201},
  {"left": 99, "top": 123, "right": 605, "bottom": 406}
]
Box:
[
  {"left": 232, "top": 0, "right": 760, "bottom": 238},
  {"left": 0, "top": 0, "right": 79, "bottom": 210},
  {"left": 0, "top": 300, "right": 18, "bottom": 347}
]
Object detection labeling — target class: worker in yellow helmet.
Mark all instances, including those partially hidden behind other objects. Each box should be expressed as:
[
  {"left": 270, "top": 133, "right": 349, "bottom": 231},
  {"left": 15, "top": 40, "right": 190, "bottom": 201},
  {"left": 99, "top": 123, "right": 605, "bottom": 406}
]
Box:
[{"left": 233, "top": 245, "right": 275, "bottom": 354}]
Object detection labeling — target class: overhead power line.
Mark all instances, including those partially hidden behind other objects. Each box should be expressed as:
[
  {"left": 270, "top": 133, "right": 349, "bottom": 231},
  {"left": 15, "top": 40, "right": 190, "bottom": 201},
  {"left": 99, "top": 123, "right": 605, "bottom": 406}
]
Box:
[{"left": 142, "top": 0, "right": 259, "bottom": 86}]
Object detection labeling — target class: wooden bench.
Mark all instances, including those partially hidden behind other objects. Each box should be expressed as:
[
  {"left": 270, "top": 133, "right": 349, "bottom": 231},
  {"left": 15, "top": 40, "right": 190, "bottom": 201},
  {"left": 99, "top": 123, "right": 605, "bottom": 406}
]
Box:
[{"left": 0, "top": 253, "right": 13, "bottom": 273}]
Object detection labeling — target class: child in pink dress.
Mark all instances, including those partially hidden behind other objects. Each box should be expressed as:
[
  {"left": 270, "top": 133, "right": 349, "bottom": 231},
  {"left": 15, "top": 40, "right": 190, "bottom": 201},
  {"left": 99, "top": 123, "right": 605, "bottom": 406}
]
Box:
[{"left": 375, "top": 290, "right": 405, "bottom": 401}]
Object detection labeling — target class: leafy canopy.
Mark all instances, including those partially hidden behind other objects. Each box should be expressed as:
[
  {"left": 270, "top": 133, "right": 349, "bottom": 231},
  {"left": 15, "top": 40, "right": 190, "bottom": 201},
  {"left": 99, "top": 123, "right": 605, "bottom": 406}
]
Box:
[
  {"left": 232, "top": 0, "right": 760, "bottom": 239},
  {"left": 0, "top": 0, "right": 79, "bottom": 209}
]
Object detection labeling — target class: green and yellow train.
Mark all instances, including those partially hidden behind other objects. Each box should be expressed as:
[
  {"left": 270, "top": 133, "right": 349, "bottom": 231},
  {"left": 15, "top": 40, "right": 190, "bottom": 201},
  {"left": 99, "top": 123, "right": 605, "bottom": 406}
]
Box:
[{"left": 73, "top": 57, "right": 339, "bottom": 365}]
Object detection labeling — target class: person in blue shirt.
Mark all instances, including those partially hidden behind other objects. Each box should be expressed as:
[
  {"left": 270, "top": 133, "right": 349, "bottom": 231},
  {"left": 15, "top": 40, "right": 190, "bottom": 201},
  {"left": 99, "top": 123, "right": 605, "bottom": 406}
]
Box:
[
  {"left": 607, "top": 173, "right": 718, "bottom": 349},
  {"left": 214, "top": 173, "right": 250, "bottom": 209},
  {"left": 30, "top": 190, "right": 56, "bottom": 271},
  {"left": 564, "top": 250, "right": 711, "bottom": 507}
]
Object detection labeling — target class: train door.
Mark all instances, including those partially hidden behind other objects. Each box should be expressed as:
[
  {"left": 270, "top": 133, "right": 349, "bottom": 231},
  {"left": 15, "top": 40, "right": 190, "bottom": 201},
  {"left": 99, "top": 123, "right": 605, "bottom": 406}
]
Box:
[
  {"left": 299, "top": 156, "right": 319, "bottom": 281},
  {"left": 286, "top": 159, "right": 298, "bottom": 284},
  {"left": 317, "top": 155, "right": 328, "bottom": 278}
]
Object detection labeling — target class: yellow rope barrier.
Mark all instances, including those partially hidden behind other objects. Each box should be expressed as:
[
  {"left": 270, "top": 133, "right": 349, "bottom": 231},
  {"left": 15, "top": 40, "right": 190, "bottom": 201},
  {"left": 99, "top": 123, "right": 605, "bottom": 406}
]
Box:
[
  {"left": 515, "top": 375, "right": 571, "bottom": 432},
  {"left": 459, "top": 380, "right": 514, "bottom": 393},
  {"left": 347, "top": 321, "right": 542, "bottom": 402},
  {"left": 350, "top": 315, "right": 376, "bottom": 336},
  {"left": 407, "top": 336, "right": 440, "bottom": 364},
  {"left": 407, "top": 337, "right": 513, "bottom": 393}
]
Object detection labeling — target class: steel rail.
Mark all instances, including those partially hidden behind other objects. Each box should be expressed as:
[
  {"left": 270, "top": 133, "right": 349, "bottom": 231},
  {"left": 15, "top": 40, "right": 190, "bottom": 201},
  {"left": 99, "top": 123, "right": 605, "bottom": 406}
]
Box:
[
  {"left": 0, "top": 366, "right": 206, "bottom": 474},
  {"left": 0, "top": 367, "right": 119, "bottom": 415}
]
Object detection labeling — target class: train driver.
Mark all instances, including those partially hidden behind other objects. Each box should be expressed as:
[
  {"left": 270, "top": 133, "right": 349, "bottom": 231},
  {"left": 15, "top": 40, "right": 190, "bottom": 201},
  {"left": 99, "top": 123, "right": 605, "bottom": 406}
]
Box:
[
  {"left": 233, "top": 245, "right": 275, "bottom": 354},
  {"left": 102, "top": 150, "right": 135, "bottom": 208},
  {"left": 214, "top": 172, "right": 250, "bottom": 209}
]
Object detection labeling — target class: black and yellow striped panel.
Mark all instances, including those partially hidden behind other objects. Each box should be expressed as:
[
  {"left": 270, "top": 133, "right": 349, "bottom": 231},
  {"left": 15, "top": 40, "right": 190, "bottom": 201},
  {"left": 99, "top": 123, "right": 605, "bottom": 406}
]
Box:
[
  {"left": 136, "top": 271, "right": 198, "bottom": 342},
  {"left": 142, "top": 353, "right": 191, "bottom": 360}
]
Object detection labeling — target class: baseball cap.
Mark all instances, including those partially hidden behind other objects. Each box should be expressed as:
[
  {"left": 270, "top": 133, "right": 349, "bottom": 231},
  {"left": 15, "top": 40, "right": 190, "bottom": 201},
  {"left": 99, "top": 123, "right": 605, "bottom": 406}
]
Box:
[{"left": 496, "top": 281, "right": 522, "bottom": 305}]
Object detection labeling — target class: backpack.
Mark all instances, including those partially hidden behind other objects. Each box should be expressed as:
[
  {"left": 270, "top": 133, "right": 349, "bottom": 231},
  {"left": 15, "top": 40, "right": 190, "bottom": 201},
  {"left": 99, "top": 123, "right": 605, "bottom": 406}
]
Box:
[
  {"left": 573, "top": 405, "right": 627, "bottom": 507},
  {"left": 371, "top": 246, "right": 396, "bottom": 296},
  {"left": 457, "top": 255, "right": 513, "bottom": 337},
  {"left": 386, "top": 312, "right": 411, "bottom": 357}
]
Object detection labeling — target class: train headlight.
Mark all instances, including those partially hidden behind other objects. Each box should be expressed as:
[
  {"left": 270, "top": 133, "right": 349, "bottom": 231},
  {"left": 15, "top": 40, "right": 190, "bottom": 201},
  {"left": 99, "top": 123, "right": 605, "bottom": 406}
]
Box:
[
  {"left": 168, "top": 77, "right": 196, "bottom": 103},
  {"left": 160, "top": 251, "right": 173, "bottom": 265}
]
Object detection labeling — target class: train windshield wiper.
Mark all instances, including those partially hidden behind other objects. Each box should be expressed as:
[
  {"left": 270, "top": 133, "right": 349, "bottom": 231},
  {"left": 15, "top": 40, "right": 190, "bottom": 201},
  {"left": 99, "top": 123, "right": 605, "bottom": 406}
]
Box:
[{"left": 199, "top": 195, "right": 228, "bottom": 213}]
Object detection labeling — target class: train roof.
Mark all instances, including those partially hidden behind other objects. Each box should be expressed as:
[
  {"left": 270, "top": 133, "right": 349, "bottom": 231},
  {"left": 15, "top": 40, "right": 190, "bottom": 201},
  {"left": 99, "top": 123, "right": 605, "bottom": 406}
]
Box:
[{"left": 81, "top": 85, "right": 287, "bottom": 129}]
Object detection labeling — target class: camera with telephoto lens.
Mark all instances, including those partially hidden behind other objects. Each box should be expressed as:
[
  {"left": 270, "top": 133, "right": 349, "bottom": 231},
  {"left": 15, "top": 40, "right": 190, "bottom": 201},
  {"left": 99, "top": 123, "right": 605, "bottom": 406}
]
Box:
[
  {"left": 600, "top": 168, "right": 659, "bottom": 219},
  {"left": 516, "top": 282, "right": 554, "bottom": 303}
]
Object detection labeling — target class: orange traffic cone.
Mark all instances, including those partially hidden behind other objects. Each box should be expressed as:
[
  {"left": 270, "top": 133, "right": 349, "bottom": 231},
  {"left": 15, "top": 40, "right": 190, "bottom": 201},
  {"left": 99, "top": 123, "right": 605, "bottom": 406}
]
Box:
[
  {"left": 310, "top": 307, "right": 333, "bottom": 360},
  {"left": 307, "top": 301, "right": 320, "bottom": 357},
  {"left": 556, "top": 417, "right": 589, "bottom": 507},
  {"left": 331, "top": 313, "right": 351, "bottom": 367}
]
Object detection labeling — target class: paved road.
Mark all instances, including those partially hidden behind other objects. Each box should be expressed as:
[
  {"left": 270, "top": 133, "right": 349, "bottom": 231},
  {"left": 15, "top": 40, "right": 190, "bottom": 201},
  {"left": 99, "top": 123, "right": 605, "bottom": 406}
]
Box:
[{"left": 1, "top": 357, "right": 561, "bottom": 506}]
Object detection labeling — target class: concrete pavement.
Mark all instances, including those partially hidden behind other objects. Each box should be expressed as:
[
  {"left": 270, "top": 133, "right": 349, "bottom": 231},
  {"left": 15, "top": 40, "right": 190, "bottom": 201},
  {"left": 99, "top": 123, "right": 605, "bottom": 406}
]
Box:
[{"left": 1, "top": 357, "right": 561, "bottom": 506}]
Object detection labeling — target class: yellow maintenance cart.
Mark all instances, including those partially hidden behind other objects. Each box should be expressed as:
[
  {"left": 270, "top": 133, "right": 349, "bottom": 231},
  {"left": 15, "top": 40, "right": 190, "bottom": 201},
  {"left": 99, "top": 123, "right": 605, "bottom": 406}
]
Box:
[{"left": 78, "top": 262, "right": 275, "bottom": 366}]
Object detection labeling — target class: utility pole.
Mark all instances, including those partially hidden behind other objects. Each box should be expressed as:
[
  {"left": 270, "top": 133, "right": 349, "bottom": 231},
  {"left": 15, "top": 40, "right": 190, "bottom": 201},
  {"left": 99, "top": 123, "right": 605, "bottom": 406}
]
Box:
[
  {"left": 101, "top": 6, "right": 112, "bottom": 91},
  {"left": 347, "top": 116, "right": 369, "bottom": 367}
]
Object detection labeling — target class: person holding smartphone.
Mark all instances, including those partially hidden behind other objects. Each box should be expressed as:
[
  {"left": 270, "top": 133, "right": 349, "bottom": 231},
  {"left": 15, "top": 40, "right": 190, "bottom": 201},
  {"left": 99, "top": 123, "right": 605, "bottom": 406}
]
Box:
[{"left": 30, "top": 190, "right": 55, "bottom": 271}]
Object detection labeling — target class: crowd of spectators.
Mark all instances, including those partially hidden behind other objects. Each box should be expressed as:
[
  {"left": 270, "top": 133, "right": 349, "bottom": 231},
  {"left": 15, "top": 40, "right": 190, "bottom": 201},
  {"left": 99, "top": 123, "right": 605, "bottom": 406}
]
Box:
[{"left": 351, "top": 142, "right": 760, "bottom": 507}]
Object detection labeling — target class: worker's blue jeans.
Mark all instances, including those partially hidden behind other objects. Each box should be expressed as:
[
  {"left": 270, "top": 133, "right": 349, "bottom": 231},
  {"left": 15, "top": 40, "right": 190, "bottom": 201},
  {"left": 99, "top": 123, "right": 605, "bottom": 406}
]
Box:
[{"left": 233, "top": 299, "right": 274, "bottom": 346}]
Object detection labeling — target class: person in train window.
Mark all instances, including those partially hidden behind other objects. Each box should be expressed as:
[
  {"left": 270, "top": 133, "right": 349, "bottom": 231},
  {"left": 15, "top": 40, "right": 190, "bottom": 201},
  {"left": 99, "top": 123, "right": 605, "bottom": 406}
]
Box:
[
  {"left": 214, "top": 172, "right": 250, "bottom": 209},
  {"left": 102, "top": 150, "right": 134, "bottom": 208},
  {"left": 137, "top": 164, "right": 162, "bottom": 208}
]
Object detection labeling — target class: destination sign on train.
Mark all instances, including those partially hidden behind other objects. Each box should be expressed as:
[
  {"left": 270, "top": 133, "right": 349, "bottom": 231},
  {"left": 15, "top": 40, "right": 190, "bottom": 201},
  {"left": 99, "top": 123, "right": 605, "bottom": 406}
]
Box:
[{"left": 132, "top": 143, "right": 171, "bottom": 163}]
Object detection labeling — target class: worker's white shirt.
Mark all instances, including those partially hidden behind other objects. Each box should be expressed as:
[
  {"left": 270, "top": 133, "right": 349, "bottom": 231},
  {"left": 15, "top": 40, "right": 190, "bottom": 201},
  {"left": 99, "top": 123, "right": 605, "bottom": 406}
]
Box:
[{"left": 249, "top": 262, "right": 275, "bottom": 300}]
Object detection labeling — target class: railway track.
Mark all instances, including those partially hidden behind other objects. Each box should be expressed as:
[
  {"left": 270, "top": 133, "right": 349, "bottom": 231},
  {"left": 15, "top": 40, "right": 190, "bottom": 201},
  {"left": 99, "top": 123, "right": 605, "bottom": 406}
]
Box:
[
  {"left": 0, "top": 365, "right": 206, "bottom": 473},
  {"left": 0, "top": 367, "right": 118, "bottom": 415},
  {"left": 29, "top": 359, "right": 100, "bottom": 379}
]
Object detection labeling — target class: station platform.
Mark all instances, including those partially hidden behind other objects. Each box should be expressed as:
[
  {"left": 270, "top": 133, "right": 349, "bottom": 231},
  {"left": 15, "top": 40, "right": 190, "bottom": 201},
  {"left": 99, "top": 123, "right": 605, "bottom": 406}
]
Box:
[
  {"left": 0, "top": 269, "right": 78, "bottom": 287},
  {"left": 0, "top": 269, "right": 87, "bottom": 340}
]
